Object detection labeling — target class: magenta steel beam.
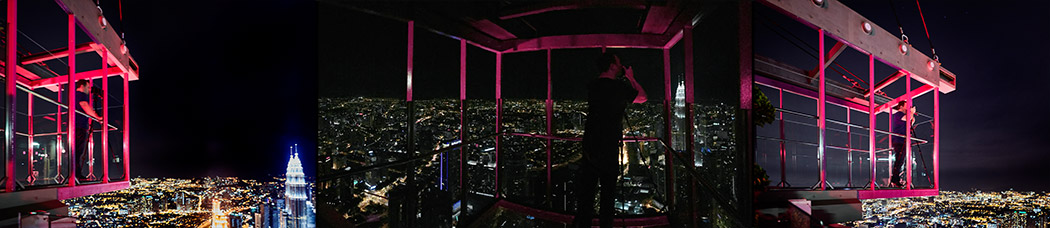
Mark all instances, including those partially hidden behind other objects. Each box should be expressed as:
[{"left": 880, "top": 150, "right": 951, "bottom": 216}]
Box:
[
  {"left": 545, "top": 48, "right": 553, "bottom": 202},
  {"left": 29, "top": 67, "right": 125, "bottom": 89},
  {"left": 740, "top": 0, "right": 753, "bottom": 110},
  {"left": 867, "top": 70, "right": 905, "bottom": 97},
  {"left": 56, "top": 180, "right": 129, "bottom": 200},
  {"left": 807, "top": 41, "right": 846, "bottom": 80},
  {"left": 67, "top": 13, "right": 78, "bottom": 187},
  {"left": 873, "top": 84, "right": 934, "bottom": 114},
  {"left": 0, "top": 63, "right": 44, "bottom": 85},
  {"left": 661, "top": 47, "right": 675, "bottom": 208},
  {"left": 641, "top": 4, "right": 678, "bottom": 34},
  {"left": 753, "top": 76, "right": 869, "bottom": 112},
  {"left": 101, "top": 49, "right": 109, "bottom": 183},
  {"left": 122, "top": 72, "right": 129, "bottom": 181},
  {"left": 857, "top": 188, "right": 937, "bottom": 200},
  {"left": 55, "top": 0, "right": 139, "bottom": 81},
  {"left": 19, "top": 43, "right": 95, "bottom": 65},
  {"left": 503, "top": 34, "right": 668, "bottom": 53},
  {"left": 905, "top": 74, "right": 912, "bottom": 190},
  {"left": 466, "top": 40, "right": 500, "bottom": 54},
  {"left": 407, "top": 21, "right": 414, "bottom": 102},
  {"left": 933, "top": 85, "right": 939, "bottom": 190},
  {"left": 459, "top": 39, "right": 466, "bottom": 193},
  {"left": 817, "top": 29, "right": 827, "bottom": 191},
  {"left": 466, "top": 19, "right": 517, "bottom": 40},
  {"left": 663, "top": 29, "right": 683, "bottom": 49},
  {"left": 868, "top": 54, "right": 876, "bottom": 190},
  {"left": 4, "top": 0, "right": 16, "bottom": 192},
  {"left": 495, "top": 52, "right": 502, "bottom": 198}
]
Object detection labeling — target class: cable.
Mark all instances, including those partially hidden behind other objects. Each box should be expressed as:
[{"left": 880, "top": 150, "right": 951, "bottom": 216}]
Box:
[
  {"left": 756, "top": 13, "right": 871, "bottom": 88},
  {"left": 914, "top": 0, "right": 938, "bottom": 61},
  {"left": 888, "top": 0, "right": 908, "bottom": 43},
  {"left": 18, "top": 31, "right": 67, "bottom": 65}
]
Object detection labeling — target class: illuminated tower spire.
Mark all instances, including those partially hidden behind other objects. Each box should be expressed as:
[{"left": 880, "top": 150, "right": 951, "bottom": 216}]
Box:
[{"left": 284, "top": 144, "right": 309, "bottom": 228}]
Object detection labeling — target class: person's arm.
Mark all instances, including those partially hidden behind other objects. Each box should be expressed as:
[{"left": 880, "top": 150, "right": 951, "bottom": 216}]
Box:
[
  {"left": 78, "top": 101, "right": 102, "bottom": 121},
  {"left": 907, "top": 106, "right": 917, "bottom": 126},
  {"left": 623, "top": 66, "right": 647, "bottom": 103}
]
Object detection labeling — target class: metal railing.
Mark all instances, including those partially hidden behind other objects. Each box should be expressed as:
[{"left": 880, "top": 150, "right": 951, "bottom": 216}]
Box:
[{"left": 324, "top": 131, "right": 750, "bottom": 227}]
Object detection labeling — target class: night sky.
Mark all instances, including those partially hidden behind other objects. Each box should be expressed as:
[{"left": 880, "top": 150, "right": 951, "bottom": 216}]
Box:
[
  {"left": 74, "top": 0, "right": 317, "bottom": 179},
  {"left": 324, "top": 1, "right": 1050, "bottom": 192}
]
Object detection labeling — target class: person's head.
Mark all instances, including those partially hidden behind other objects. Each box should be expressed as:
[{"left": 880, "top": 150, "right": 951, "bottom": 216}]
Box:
[
  {"left": 75, "top": 79, "right": 89, "bottom": 91},
  {"left": 595, "top": 52, "right": 623, "bottom": 76},
  {"left": 895, "top": 101, "right": 907, "bottom": 112}
]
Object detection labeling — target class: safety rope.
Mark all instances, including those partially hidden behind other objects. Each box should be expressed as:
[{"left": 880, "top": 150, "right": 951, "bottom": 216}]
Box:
[
  {"left": 888, "top": 0, "right": 908, "bottom": 43},
  {"left": 914, "top": 0, "right": 938, "bottom": 61}
]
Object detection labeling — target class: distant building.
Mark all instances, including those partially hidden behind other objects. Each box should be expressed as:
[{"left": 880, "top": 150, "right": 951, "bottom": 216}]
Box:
[
  {"left": 212, "top": 200, "right": 229, "bottom": 228},
  {"left": 284, "top": 149, "right": 315, "bottom": 228}
]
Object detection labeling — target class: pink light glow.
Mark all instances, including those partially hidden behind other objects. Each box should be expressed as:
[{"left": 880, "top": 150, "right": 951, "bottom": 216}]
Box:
[
  {"left": 101, "top": 49, "right": 110, "bottom": 183},
  {"left": 818, "top": 29, "right": 826, "bottom": 191},
  {"left": 67, "top": 12, "right": 77, "bottom": 187},
  {"left": 868, "top": 54, "right": 877, "bottom": 190},
  {"left": 4, "top": 0, "right": 16, "bottom": 192},
  {"left": 406, "top": 21, "right": 414, "bottom": 101}
]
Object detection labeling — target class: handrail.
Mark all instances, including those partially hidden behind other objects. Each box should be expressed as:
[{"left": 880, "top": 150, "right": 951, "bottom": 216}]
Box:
[
  {"left": 12, "top": 82, "right": 120, "bottom": 130},
  {"left": 776, "top": 107, "right": 929, "bottom": 144},
  {"left": 325, "top": 131, "right": 748, "bottom": 227}
]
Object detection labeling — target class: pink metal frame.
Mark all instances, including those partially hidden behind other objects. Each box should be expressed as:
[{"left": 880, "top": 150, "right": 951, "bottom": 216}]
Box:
[
  {"left": 1, "top": 0, "right": 133, "bottom": 198},
  {"left": 67, "top": 12, "right": 77, "bottom": 187},
  {"left": 398, "top": 14, "right": 703, "bottom": 217},
  {"left": 4, "top": 0, "right": 16, "bottom": 192},
  {"left": 755, "top": 25, "right": 942, "bottom": 200}
]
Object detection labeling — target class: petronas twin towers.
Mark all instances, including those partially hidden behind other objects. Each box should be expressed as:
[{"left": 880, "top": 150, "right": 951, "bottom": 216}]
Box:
[{"left": 284, "top": 145, "right": 314, "bottom": 228}]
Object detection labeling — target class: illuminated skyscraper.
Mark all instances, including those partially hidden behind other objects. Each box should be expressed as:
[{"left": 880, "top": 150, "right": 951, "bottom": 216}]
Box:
[
  {"left": 284, "top": 145, "right": 314, "bottom": 228},
  {"left": 212, "top": 200, "right": 229, "bottom": 228}
]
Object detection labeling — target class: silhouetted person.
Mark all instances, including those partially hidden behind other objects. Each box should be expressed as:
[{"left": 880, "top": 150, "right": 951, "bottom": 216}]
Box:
[
  {"left": 572, "top": 52, "right": 646, "bottom": 228},
  {"left": 74, "top": 79, "right": 103, "bottom": 181},
  {"left": 890, "top": 101, "right": 914, "bottom": 187}
]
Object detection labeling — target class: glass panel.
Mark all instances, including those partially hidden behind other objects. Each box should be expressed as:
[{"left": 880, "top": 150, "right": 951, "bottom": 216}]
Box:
[
  {"left": 465, "top": 100, "right": 497, "bottom": 217},
  {"left": 498, "top": 135, "right": 546, "bottom": 207}
]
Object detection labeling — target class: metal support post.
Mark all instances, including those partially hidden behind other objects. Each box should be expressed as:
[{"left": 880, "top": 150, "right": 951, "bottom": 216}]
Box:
[
  {"left": 545, "top": 48, "right": 552, "bottom": 205},
  {"left": 459, "top": 39, "right": 466, "bottom": 200},
  {"left": 495, "top": 52, "right": 502, "bottom": 198},
  {"left": 27, "top": 88, "right": 34, "bottom": 185},
  {"left": 102, "top": 49, "right": 109, "bottom": 183},
  {"left": 816, "top": 29, "right": 828, "bottom": 190},
  {"left": 905, "top": 73, "right": 912, "bottom": 190},
  {"left": 4, "top": 0, "right": 17, "bottom": 192},
  {"left": 933, "top": 86, "right": 939, "bottom": 190},
  {"left": 122, "top": 72, "right": 130, "bottom": 181},
  {"left": 67, "top": 13, "right": 77, "bottom": 187},
  {"left": 868, "top": 54, "right": 876, "bottom": 190}
]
